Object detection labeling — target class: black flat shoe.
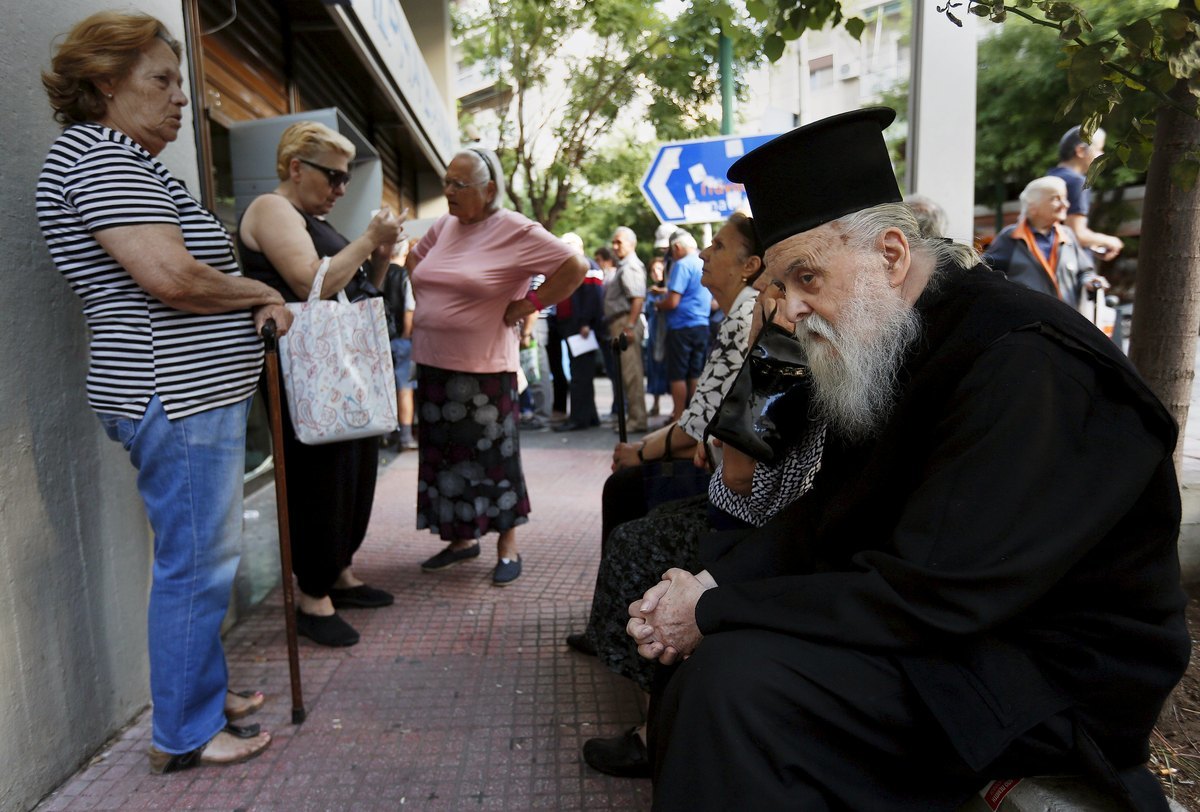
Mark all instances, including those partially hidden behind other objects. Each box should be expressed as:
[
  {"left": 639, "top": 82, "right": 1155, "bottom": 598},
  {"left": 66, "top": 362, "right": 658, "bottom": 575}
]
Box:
[
  {"left": 329, "top": 584, "right": 394, "bottom": 609},
  {"left": 296, "top": 609, "right": 360, "bottom": 647},
  {"left": 421, "top": 543, "right": 481, "bottom": 572},
  {"left": 492, "top": 556, "right": 522, "bottom": 586},
  {"left": 553, "top": 421, "right": 588, "bottom": 432},
  {"left": 566, "top": 632, "right": 597, "bottom": 656},
  {"left": 223, "top": 721, "right": 261, "bottom": 738},
  {"left": 582, "top": 728, "right": 651, "bottom": 778}
]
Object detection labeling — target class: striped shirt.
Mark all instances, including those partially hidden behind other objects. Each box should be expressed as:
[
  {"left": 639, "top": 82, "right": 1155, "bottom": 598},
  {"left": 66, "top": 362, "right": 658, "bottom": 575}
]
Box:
[{"left": 37, "top": 123, "right": 262, "bottom": 419}]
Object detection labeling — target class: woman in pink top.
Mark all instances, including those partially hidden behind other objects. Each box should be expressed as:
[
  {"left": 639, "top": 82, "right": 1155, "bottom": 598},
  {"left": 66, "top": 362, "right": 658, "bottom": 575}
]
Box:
[{"left": 408, "top": 147, "right": 587, "bottom": 584}]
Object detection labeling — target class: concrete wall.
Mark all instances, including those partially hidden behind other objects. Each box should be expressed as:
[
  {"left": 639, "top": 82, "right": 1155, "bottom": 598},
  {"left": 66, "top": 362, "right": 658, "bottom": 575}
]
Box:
[
  {"left": 0, "top": 2, "right": 200, "bottom": 810},
  {"left": 906, "top": 0, "right": 977, "bottom": 244},
  {"left": 401, "top": 0, "right": 453, "bottom": 117},
  {"left": 399, "top": 0, "right": 456, "bottom": 215}
]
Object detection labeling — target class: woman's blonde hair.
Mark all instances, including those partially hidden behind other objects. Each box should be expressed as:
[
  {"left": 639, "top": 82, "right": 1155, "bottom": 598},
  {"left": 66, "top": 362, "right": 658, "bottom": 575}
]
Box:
[
  {"left": 42, "top": 11, "right": 181, "bottom": 127},
  {"left": 276, "top": 121, "right": 356, "bottom": 180}
]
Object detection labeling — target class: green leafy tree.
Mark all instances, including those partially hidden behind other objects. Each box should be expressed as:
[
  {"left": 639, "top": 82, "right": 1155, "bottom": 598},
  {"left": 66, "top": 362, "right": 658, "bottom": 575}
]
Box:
[
  {"left": 553, "top": 140, "right": 706, "bottom": 265},
  {"left": 454, "top": 0, "right": 763, "bottom": 231},
  {"left": 553, "top": 140, "right": 661, "bottom": 257},
  {"left": 945, "top": 0, "right": 1197, "bottom": 452},
  {"left": 876, "top": 81, "right": 910, "bottom": 185},
  {"left": 749, "top": 0, "right": 1200, "bottom": 460},
  {"left": 974, "top": 2, "right": 1164, "bottom": 234}
]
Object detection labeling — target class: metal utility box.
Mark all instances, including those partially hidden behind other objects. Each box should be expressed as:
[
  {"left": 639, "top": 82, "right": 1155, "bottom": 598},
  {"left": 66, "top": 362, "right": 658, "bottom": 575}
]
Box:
[{"left": 228, "top": 108, "right": 382, "bottom": 238}]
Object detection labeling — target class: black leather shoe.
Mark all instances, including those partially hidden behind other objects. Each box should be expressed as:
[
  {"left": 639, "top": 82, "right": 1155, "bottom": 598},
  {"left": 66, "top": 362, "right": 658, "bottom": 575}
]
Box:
[
  {"left": 566, "top": 632, "right": 597, "bottom": 656},
  {"left": 329, "top": 584, "right": 394, "bottom": 609},
  {"left": 296, "top": 609, "right": 360, "bottom": 647},
  {"left": 421, "top": 543, "right": 481, "bottom": 572},
  {"left": 223, "top": 721, "right": 261, "bottom": 738},
  {"left": 553, "top": 421, "right": 587, "bottom": 432},
  {"left": 582, "top": 728, "right": 651, "bottom": 778}
]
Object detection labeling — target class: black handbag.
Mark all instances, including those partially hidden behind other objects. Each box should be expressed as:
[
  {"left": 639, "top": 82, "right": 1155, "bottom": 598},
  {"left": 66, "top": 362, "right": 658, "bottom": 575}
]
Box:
[
  {"left": 345, "top": 267, "right": 398, "bottom": 340},
  {"left": 705, "top": 310, "right": 812, "bottom": 463}
]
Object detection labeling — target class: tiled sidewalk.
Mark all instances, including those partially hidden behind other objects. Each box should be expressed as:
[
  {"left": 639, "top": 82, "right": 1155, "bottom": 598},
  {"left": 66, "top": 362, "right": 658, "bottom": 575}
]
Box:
[{"left": 36, "top": 424, "right": 654, "bottom": 811}]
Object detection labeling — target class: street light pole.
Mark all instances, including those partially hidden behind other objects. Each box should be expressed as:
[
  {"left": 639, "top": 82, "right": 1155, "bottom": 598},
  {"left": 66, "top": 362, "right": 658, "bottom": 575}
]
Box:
[
  {"left": 720, "top": 31, "right": 733, "bottom": 136},
  {"left": 715, "top": 28, "right": 732, "bottom": 246}
]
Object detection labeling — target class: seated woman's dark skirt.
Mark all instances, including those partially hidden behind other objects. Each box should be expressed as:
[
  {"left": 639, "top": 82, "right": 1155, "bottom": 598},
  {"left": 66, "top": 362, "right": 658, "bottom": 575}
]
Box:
[{"left": 588, "top": 494, "right": 713, "bottom": 692}]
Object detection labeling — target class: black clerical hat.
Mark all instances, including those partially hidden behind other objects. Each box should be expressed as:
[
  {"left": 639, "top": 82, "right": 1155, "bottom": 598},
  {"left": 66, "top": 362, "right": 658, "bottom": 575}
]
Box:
[{"left": 727, "top": 107, "right": 902, "bottom": 250}]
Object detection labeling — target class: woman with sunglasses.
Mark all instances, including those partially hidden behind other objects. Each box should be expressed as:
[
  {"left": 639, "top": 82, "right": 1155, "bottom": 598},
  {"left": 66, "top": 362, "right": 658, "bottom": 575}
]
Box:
[
  {"left": 238, "top": 121, "right": 402, "bottom": 647},
  {"left": 407, "top": 147, "right": 587, "bottom": 585}
]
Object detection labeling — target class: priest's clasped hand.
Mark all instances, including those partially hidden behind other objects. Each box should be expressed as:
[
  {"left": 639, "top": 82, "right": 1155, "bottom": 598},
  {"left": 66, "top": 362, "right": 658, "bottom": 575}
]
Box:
[{"left": 626, "top": 568, "right": 716, "bottom": 665}]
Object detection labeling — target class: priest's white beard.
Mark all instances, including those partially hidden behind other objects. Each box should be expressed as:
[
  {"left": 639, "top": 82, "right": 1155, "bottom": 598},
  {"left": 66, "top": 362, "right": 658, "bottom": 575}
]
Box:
[{"left": 796, "top": 257, "right": 921, "bottom": 441}]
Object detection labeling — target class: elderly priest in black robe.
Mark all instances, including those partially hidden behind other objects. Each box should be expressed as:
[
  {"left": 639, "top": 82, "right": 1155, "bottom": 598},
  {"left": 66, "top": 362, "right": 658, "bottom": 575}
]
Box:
[{"left": 627, "top": 108, "right": 1189, "bottom": 812}]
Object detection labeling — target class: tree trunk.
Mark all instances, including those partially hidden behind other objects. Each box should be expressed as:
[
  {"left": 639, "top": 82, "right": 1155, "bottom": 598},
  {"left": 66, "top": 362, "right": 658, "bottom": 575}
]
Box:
[{"left": 1128, "top": 79, "right": 1200, "bottom": 473}]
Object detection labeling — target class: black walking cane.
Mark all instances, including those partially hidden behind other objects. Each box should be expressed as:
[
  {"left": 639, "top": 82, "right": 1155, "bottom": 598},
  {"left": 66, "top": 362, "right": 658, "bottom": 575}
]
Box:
[
  {"left": 610, "top": 333, "right": 630, "bottom": 444},
  {"left": 261, "top": 319, "right": 306, "bottom": 725}
]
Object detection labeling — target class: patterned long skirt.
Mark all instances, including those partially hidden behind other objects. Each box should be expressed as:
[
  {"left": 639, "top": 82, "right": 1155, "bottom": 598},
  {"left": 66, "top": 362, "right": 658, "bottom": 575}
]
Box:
[{"left": 415, "top": 364, "right": 530, "bottom": 541}]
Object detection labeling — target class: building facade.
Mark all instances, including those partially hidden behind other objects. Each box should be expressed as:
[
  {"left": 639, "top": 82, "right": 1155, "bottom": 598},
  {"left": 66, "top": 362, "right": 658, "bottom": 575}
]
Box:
[{"left": 741, "top": 0, "right": 911, "bottom": 135}]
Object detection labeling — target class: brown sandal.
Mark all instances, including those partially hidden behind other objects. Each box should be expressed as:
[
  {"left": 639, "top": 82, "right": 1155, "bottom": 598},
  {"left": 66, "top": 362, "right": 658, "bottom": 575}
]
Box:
[
  {"left": 224, "top": 689, "right": 264, "bottom": 721},
  {"left": 148, "top": 725, "right": 271, "bottom": 774}
]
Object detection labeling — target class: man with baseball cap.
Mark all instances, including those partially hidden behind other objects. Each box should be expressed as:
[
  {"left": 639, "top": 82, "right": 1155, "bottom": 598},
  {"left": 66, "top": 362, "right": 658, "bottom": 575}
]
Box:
[
  {"left": 1049, "top": 125, "right": 1124, "bottom": 259},
  {"left": 626, "top": 108, "right": 1187, "bottom": 811}
]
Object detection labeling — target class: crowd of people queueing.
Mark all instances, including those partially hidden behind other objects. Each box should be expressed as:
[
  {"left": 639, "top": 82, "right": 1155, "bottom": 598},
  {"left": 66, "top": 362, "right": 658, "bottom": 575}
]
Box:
[
  {"left": 515, "top": 222, "right": 722, "bottom": 437},
  {"left": 36, "top": 11, "right": 1189, "bottom": 812}
]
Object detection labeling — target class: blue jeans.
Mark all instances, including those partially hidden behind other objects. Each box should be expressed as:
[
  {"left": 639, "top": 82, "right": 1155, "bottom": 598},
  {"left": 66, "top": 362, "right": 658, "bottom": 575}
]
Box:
[
  {"left": 98, "top": 395, "right": 251, "bottom": 754},
  {"left": 390, "top": 336, "right": 416, "bottom": 389}
]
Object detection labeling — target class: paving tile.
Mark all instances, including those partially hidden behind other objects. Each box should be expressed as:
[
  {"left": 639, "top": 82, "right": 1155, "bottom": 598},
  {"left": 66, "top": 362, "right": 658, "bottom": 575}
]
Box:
[{"left": 36, "top": 418, "right": 651, "bottom": 811}]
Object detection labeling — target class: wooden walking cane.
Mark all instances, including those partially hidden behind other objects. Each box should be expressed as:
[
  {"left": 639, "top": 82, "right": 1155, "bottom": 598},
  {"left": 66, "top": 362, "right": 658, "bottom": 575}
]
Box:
[
  {"left": 261, "top": 319, "right": 306, "bottom": 724},
  {"left": 610, "top": 333, "right": 629, "bottom": 444}
]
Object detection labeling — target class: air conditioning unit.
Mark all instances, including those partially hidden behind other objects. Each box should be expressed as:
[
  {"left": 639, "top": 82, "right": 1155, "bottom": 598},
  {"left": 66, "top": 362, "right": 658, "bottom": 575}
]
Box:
[{"left": 838, "top": 61, "right": 860, "bottom": 80}]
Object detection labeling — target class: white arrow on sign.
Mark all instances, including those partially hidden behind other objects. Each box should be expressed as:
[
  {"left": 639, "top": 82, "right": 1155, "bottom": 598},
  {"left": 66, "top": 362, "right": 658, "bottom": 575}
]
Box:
[{"left": 647, "top": 146, "right": 683, "bottom": 220}]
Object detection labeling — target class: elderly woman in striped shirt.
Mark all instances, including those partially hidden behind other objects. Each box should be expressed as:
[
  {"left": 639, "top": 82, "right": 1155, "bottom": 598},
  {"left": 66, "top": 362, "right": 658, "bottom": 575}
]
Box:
[{"left": 37, "top": 12, "right": 286, "bottom": 773}]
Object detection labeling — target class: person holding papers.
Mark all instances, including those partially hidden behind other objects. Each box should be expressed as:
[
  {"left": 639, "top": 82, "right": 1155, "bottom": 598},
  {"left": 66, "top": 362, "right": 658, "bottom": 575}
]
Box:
[
  {"left": 606, "top": 213, "right": 763, "bottom": 473},
  {"left": 554, "top": 232, "right": 605, "bottom": 432}
]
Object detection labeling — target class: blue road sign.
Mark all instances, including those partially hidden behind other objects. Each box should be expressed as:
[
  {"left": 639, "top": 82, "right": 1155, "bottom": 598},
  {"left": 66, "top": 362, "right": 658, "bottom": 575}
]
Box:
[{"left": 639, "top": 133, "right": 782, "bottom": 225}]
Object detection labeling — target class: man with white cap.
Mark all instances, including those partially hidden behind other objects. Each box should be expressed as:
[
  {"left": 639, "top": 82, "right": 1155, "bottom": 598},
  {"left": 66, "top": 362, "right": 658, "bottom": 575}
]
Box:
[{"left": 627, "top": 108, "right": 1187, "bottom": 811}]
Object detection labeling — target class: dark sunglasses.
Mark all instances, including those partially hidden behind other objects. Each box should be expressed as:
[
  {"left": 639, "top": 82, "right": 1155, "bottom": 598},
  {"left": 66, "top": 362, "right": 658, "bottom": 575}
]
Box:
[{"left": 299, "top": 158, "right": 351, "bottom": 188}]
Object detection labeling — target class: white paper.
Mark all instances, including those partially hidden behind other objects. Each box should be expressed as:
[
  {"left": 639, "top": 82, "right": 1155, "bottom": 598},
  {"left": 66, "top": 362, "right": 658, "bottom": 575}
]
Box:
[{"left": 566, "top": 331, "right": 600, "bottom": 357}]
